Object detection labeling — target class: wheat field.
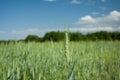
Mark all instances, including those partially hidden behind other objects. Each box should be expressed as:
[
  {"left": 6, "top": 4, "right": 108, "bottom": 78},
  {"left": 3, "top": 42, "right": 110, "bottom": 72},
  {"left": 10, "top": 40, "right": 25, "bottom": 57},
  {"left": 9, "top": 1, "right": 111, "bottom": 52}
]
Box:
[{"left": 0, "top": 41, "right": 120, "bottom": 80}]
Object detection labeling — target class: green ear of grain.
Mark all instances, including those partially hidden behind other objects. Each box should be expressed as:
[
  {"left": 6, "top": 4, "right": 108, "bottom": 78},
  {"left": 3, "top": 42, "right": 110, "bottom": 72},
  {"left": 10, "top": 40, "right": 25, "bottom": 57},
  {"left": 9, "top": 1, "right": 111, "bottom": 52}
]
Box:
[{"left": 64, "top": 30, "right": 71, "bottom": 64}]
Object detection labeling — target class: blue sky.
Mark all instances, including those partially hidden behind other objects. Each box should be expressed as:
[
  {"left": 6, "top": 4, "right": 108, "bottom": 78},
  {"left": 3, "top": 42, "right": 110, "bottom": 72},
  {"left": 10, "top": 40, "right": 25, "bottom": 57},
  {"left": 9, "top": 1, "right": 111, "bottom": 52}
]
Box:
[{"left": 0, "top": 0, "right": 120, "bottom": 40}]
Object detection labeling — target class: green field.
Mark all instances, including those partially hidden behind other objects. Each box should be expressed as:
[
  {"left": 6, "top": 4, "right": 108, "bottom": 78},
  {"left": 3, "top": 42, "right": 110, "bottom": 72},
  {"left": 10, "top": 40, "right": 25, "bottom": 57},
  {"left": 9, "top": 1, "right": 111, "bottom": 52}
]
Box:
[{"left": 0, "top": 41, "right": 120, "bottom": 80}]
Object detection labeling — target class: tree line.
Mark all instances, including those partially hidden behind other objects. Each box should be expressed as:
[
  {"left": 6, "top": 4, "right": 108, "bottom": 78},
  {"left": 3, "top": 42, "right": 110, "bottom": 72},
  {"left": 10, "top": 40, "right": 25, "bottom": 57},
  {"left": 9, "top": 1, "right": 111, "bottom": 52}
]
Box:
[
  {"left": 25, "top": 31, "right": 120, "bottom": 42},
  {"left": 0, "top": 31, "right": 120, "bottom": 43}
]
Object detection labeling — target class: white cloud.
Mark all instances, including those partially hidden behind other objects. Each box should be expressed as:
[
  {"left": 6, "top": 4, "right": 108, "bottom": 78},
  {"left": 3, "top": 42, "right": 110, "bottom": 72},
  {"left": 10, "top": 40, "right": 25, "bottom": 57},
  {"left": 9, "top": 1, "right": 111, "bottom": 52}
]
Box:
[
  {"left": 71, "top": 0, "right": 81, "bottom": 4},
  {"left": 11, "top": 29, "right": 41, "bottom": 35},
  {"left": 69, "top": 27, "right": 114, "bottom": 32},
  {"left": 77, "top": 15, "right": 96, "bottom": 24},
  {"left": 71, "top": 0, "right": 96, "bottom": 5},
  {"left": 44, "top": 0, "right": 56, "bottom": 2},
  {"left": 75, "top": 10, "right": 120, "bottom": 32},
  {"left": 0, "top": 28, "right": 63, "bottom": 40},
  {"left": 109, "top": 11, "right": 120, "bottom": 21},
  {"left": 11, "top": 28, "right": 64, "bottom": 36},
  {"left": 11, "top": 27, "right": 116, "bottom": 36}
]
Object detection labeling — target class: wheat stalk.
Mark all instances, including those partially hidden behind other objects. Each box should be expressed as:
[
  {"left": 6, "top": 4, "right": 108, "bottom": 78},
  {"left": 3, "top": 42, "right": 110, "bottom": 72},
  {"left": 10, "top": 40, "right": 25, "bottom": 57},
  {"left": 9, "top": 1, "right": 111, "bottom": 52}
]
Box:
[{"left": 64, "top": 29, "right": 71, "bottom": 64}]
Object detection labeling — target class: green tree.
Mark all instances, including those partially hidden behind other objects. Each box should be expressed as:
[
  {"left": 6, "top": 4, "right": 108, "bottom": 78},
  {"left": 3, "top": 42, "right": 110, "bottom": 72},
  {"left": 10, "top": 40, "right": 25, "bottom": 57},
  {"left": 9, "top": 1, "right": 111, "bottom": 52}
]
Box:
[
  {"left": 43, "top": 31, "right": 65, "bottom": 41},
  {"left": 25, "top": 35, "right": 41, "bottom": 42},
  {"left": 70, "top": 32, "right": 84, "bottom": 41}
]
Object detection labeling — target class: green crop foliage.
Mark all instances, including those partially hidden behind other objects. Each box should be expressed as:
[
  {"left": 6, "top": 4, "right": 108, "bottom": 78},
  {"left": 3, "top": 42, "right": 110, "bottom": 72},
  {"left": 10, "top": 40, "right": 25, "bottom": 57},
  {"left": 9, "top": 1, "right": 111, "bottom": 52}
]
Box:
[{"left": 0, "top": 41, "right": 120, "bottom": 80}]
